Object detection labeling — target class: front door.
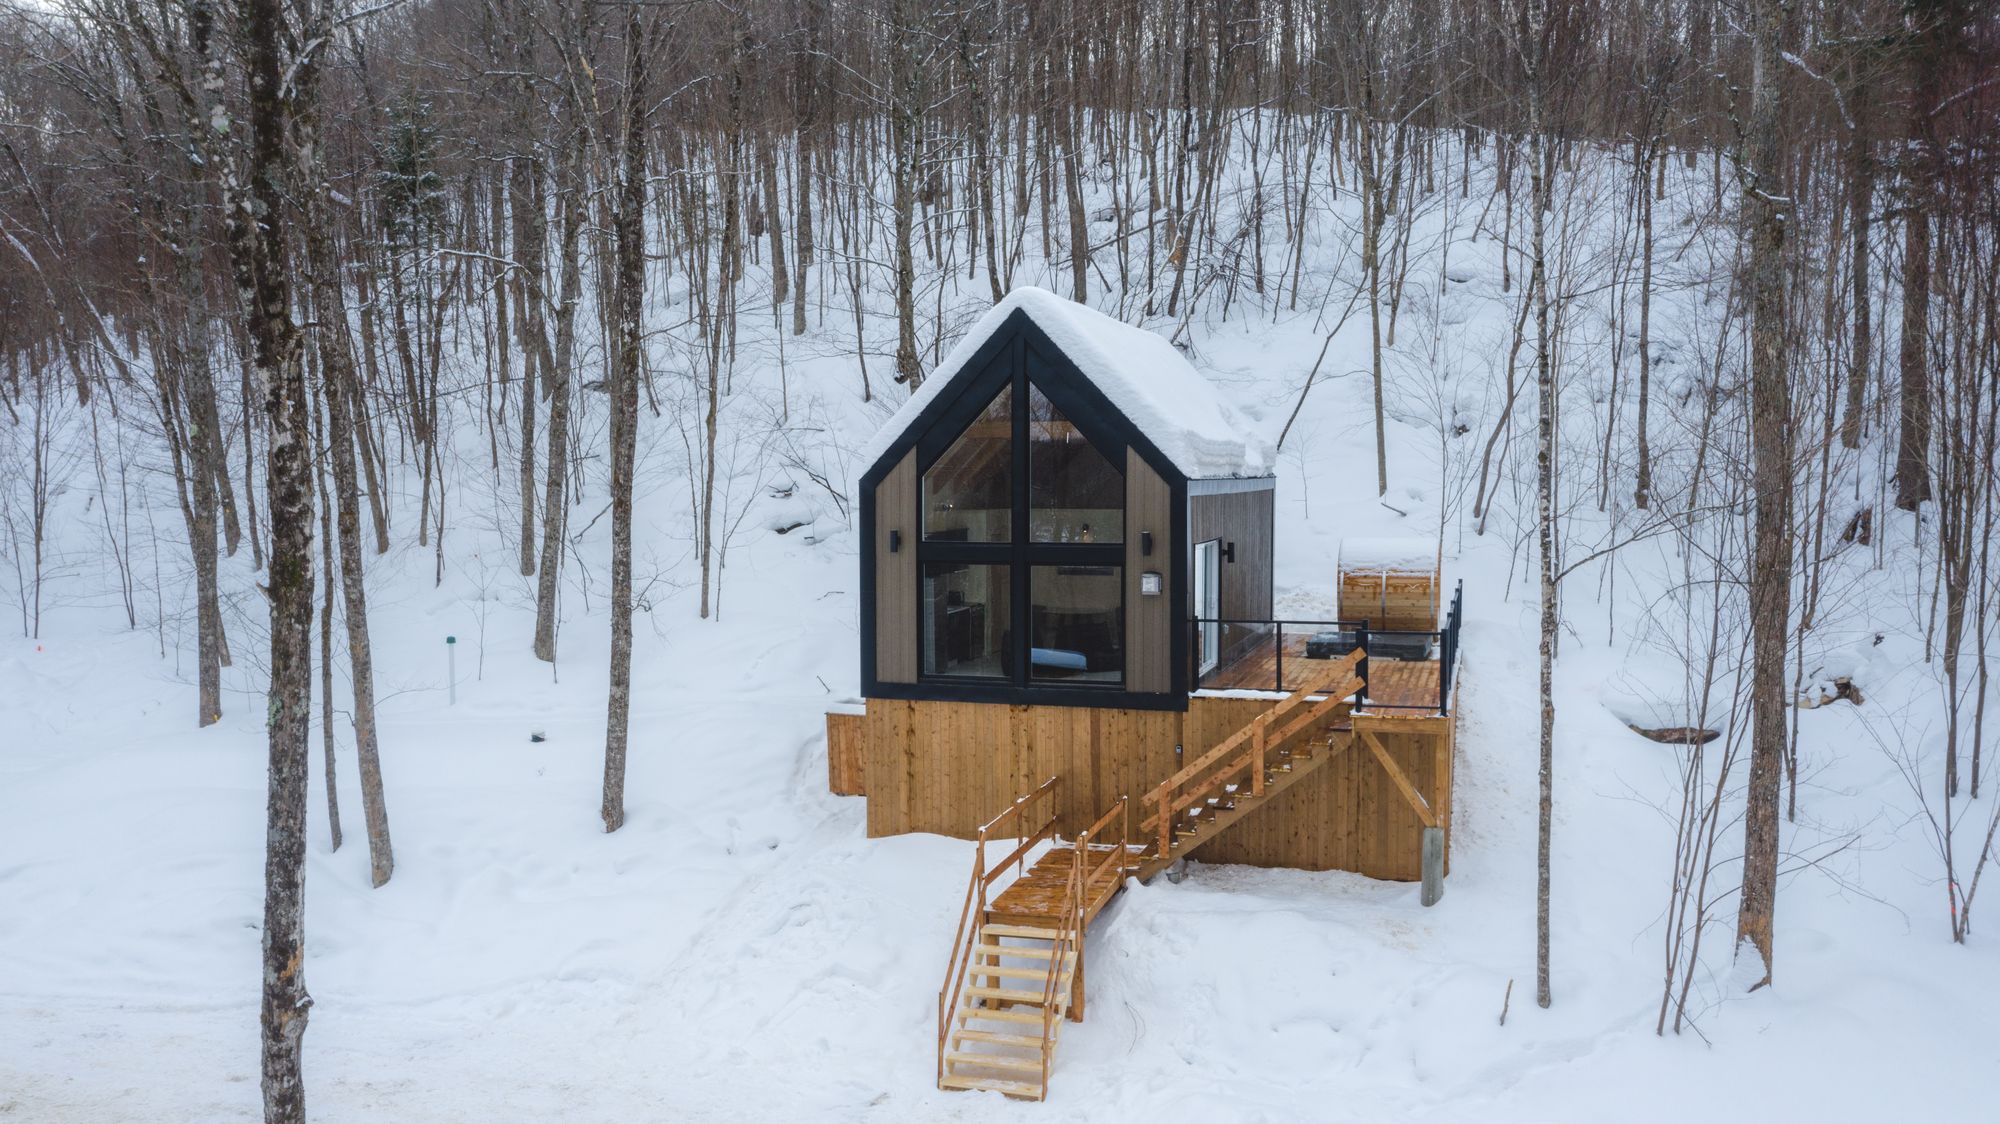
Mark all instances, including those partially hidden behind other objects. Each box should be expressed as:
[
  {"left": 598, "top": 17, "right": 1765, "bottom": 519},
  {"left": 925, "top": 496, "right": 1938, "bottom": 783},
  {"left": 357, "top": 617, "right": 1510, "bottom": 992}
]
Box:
[{"left": 1195, "top": 539, "right": 1221, "bottom": 677}]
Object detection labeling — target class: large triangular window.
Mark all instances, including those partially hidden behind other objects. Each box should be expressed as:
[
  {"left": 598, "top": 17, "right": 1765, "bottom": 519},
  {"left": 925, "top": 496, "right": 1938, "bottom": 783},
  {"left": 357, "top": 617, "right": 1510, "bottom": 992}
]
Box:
[
  {"left": 1028, "top": 384, "right": 1123, "bottom": 544},
  {"left": 914, "top": 362, "right": 1130, "bottom": 691},
  {"left": 923, "top": 385, "right": 1011, "bottom": 543}
]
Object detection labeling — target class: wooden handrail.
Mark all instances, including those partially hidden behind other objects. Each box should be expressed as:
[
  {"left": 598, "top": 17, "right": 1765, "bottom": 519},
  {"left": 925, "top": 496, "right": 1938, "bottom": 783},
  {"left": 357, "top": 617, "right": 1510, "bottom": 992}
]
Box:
[
  {"left": 1138, "top": 657, "right": 1364, "bottom": 855},
  {"left": 938, "top": 775, "right": 1061, "bottom": 1083},
  {"left": 1142, "top": 653, "right": 1361, "bottom": 811},
  {"left": 1040, "top": 827, "right": 1088, "bottom": 1089},
  {"left": 977, "top": 774, "right": 1060, "bottom": 840}
]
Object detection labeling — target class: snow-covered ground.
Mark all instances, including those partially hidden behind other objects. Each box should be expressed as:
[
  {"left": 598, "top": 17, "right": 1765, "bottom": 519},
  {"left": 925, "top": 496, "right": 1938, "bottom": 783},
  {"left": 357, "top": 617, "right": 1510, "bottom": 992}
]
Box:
[{"left": 4, "top": 134, "right": 1996, "bottom": 1120}]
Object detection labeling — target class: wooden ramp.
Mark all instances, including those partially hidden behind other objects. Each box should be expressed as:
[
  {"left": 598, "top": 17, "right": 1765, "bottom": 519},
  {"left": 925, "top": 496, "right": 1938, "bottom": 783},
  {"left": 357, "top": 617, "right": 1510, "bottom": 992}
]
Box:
[{"left": 936, "top": 654, "right": 1368, "bottom": 1099}]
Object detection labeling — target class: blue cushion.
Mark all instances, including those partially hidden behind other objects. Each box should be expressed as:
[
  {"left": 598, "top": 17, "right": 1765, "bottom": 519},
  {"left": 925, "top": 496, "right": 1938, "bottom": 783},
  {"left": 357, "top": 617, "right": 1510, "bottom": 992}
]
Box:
[{"left": 1030, "top": 647, "right": 1089, "bottom": 671}]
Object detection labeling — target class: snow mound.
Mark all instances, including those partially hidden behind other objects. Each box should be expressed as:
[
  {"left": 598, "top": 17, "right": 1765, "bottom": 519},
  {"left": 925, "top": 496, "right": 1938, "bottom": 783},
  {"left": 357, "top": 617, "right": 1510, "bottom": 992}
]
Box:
[
  {"left": 1339, "top": 536, "right": 1436, "bottom": 573},
  {"left": 1598, "top": 665, "right": 1732, "bottom": 743},
  {"left": 860, "top": 286, "right": 1273, "bottom": 480}
]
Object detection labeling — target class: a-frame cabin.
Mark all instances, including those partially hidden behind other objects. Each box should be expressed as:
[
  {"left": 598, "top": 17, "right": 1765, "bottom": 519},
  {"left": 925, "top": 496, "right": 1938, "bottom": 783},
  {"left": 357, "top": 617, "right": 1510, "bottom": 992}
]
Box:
[{"left": 826, "top": 288, "right": 1464, "bottom": 1099}]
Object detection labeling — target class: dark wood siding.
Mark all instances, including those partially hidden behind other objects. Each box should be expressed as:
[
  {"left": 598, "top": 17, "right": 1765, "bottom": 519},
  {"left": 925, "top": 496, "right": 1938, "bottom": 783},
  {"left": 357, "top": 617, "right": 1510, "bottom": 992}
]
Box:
[
  {"left": 1125, "top": 448, "right": 1173, "bottom": 693},
  {"left": 1190, "top": 485, "right": 1275, "bottom": 622},
  {"left": 874, "top": 450, "right": 918, "bottom": 682}
]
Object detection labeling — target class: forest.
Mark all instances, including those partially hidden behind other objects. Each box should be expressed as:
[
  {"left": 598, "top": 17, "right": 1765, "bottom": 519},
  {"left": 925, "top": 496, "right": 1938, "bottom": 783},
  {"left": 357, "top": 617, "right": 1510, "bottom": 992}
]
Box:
[{"left": 1, "top": 0, "right": 1996, "bottom": 1119}]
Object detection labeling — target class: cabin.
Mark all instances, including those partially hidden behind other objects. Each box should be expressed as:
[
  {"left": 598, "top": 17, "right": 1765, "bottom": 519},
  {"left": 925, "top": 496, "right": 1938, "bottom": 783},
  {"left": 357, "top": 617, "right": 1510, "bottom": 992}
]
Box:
[
  {"left": 826, "top": 288, "right": 1465, "bottom": 1099},
  {"left": 859, "top": 285, "right": 1276, "bottom": 710}
]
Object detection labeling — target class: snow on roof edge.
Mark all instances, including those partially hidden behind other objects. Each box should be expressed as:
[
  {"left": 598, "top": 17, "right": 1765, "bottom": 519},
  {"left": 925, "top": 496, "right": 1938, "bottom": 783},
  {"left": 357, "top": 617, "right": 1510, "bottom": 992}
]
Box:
[
  {"left": 1339, "top": 536, "right": 1438, "bottom": 573},
  {"left": 858, "top": 287, "right": 1273, "bottom": 481}
]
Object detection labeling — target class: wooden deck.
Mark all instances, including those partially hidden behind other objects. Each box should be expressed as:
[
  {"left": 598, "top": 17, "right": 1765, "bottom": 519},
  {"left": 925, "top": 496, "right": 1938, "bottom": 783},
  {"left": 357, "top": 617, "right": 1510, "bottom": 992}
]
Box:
[
  {"left": 1365, "top": 660, "right": 1446, "bottom": 711},
  {"left": 1202, "top": 632, "right": 1443, "bottom": 711},
  {"left": 985, "top": 844, "right": 1129, "bottom": 930}
]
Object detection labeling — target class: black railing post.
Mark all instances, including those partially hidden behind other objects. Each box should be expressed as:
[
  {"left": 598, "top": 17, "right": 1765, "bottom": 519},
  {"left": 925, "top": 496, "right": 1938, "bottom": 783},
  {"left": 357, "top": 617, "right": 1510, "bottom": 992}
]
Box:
[
  {"left": 1356, "top": 623, "right": 1370, "bottom": 710},
  {"left": 1438, "top": 628, "right": 1449, "bottom": 714},
  {"left": 1274, "top": 623, "right": 1284, "bottom": 692},
  {"left": 1193, "top": 618, "right": 1203, "bottom": 690},
  {"left": 1438, "top": 580, "right": 1462, "bottom": 715}
]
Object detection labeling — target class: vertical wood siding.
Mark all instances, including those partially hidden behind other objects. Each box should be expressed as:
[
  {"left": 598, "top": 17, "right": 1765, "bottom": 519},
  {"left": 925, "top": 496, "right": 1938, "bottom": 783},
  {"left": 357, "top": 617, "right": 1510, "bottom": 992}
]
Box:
[
  {"left": 1125, "top": 449, "right": 1173, "bottom": 693},
  {"left": 875, "top": 450, "right": 918, "bottom": 682},
  {"left": 1189, "top": 487, "right": 1275, "bottom": 622},
  {"left": 856, "top": 695, "right": 1454, "bottom": 880}
]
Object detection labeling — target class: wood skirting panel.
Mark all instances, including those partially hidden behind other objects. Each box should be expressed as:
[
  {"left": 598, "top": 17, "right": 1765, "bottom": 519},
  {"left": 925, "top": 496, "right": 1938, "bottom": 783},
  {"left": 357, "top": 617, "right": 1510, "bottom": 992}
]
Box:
[
  {"left": 1197, "top": 712, "right": 1453, "bottom": 878},
  {"left": 859, "top": 695, "right": 1454, "bottom": 881},
  {"left": 1125, "top": 449, "right": 1173, "bottom": 693},
  {"left": 827, "top": 711, "right": 866, "bottom": 796},
  {"left": 875, "top": 450, "right": 918, "bottom": 682}
]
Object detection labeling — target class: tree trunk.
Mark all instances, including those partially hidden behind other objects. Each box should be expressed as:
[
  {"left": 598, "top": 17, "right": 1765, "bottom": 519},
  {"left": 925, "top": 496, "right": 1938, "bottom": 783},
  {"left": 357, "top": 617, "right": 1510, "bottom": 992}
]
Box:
[
  {"left": 890, "top": 0, "right": 923, "bottom": 386},
  {"left": 602, "top": 7, "right": 651, "bottom": 834},
  {"left": 534, "top": 135, "right": 585, "bottom": 664},
  {"left": 1894, "top": 208, "right": 1932, "bottom": 509},
  {"left": 762, "top": 143, "right": 789, "bottom": 308},
  {"left": 1839, "top": 126, "right": 1872, "bottom": 449},
  {"left": 298, "top": 28, "right": 394, "bottom": 888},
  {"left": 1633, "top": 148, "right": 1655, "bottom": 509},
  {"left": 313, "top": 368, "right": 342, "bottom": 852},
  {"left": 241, "top": 0, "right": 313, "bottom": 1110},
  {"left": 1734, "top": 0, "right": 1793, "bottom": 992},
  {"left": 1061, "top": 102, "right": 1089, "bottom": 303},
  {"left": 1894, "top": 0, "right": 1947, "bottom": 510},
  {"left": 1526, "top": 42, "right": 1556, "bottom": 1010}
]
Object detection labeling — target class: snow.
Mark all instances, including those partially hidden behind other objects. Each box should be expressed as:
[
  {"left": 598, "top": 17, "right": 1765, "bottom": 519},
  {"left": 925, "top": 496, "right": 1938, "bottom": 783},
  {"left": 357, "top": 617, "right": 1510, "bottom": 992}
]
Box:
[
  {"left": 859, "top": 285, "right": 1274, "bottom": 481},
  {"left": 4, "top": 127, "right": 1997, "bottom": 1122},
  {"left": 1340, "top": 535, "right": 1437, "bottom": 573}
]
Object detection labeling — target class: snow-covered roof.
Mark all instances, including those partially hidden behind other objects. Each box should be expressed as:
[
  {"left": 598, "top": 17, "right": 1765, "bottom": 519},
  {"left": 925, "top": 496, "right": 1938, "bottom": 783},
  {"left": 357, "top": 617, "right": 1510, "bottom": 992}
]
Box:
[
  {"left": 1339, "top": 536, "right": 1437, "bottom": 573},
  {"left": 861, "top": 287, "right": 1272, "bottom": 480}
]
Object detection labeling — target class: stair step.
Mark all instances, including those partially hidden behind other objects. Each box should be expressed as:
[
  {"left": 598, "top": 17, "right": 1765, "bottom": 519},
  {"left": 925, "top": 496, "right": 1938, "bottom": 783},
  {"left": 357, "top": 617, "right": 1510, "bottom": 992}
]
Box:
[
  {"left": 947, "top": 1050, "right": 1046, "bottom": 1073},
  {"left": 952, "top": 1028, "right": 1044, "bottom": 1048},
  {"left": 967, "top": 963, "right": 1069, "bottom": 981},
  {"left": 981, "top": 924, "right": 1067, "bottom": 940},
  {"left": 938, "top": 1073, "right": 1045, "bottom": 1099},
  {"left": 976, "top": 942, "right": 1071, "bottom": 960},
  {"left": 965, "top": 984, "right": 1063, "bottom": 1004},
  {"left": 960, "top": 1004, "right": 1064, "bottom": 1025}
]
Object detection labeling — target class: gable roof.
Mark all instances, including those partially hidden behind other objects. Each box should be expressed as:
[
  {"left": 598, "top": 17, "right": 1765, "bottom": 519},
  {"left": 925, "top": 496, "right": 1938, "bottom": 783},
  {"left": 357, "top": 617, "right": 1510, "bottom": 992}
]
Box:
[{"left": 860, "top": 287, "right": 1273, "bottom": 481}]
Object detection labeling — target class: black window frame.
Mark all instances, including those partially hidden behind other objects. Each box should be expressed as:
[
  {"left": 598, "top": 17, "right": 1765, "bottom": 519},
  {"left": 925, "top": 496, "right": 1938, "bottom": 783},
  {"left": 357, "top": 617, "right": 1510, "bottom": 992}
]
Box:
[
  {"left": 913, "top": 337, "right": 1129, "bottom": 691},
  {"left": 859, "top": 308, "right": 1193, "bottom": 712}
]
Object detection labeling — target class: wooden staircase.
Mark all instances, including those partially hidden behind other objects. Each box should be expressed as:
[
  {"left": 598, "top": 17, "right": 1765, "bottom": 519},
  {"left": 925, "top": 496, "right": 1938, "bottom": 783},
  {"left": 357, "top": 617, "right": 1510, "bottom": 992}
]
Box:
[
  {"left": 1134, "top": 651, "right": 1366, "bottom": 882},
  {"left": 939, "top": 920, "right": 1078, "bottom": 1097},
  {"left": 937, "top": 785, "right": 1130, "bottom": 1100},
  {"left": 935, "top": 657, "right": 1362, "bottom": 1099}
]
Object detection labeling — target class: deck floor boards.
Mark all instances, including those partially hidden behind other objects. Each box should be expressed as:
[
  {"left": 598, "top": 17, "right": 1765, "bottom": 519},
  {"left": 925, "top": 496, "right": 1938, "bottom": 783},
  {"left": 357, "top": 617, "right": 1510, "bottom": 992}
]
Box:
[
  {"left": 985, "top": 846, "right": 1127, "bottom": 930},
  {"left": 1202, "top": 634, "right": 1443, "bottom": 711}
]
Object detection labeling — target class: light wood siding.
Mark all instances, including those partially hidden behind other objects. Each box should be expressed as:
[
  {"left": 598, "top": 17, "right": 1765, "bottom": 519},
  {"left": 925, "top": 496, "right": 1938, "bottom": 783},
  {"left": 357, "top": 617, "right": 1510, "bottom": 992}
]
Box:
[
  {"left": 858, "top": 695, "right": 1453, "bottom": 881},
  {"left": 825, "top": 711, "right": 867, "bottom": 795},
  {"left": 1189, "top": 486, "right": 1274, "bottom": 622},
  {"left": 860, "top": 697, "right": 1181, "bottom": 838},
  {"left": 1125, "top": 449, "right": 1173, "bottom": 693},
  {"left": 1197, "top": 712, "right": 1453, "bottom": 879},
  {"left": 1337, "top": 569, "right": 1440, "bottom": 632},
  {"left": 874, "top": 450, "right": 918, "bottom": 682}
]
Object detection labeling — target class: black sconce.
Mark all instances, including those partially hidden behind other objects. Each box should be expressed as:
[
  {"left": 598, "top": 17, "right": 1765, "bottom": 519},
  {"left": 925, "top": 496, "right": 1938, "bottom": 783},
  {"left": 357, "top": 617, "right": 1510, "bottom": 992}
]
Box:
[
  {"left": 1141, "top": 531, "right": 1154, "bottom": 556},
  {"left": 890, "top": 530, "right": 902, "bottom": 553},
  {"left": 1222, "top": 541, "right": 1236, "bottom": 563}
]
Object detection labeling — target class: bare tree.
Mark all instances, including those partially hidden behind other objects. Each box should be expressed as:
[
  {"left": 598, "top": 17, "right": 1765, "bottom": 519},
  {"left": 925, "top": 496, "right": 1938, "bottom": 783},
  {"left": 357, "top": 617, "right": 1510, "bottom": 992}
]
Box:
[
  {"left": 234, "top": 0, "right": 316, "bottom": 1109},
  {"left": 601, "top": 2, "right": 654, "bottom": 833},
  {"left": 1732, "top": 0, "right": 1795, "bottom": 993}
]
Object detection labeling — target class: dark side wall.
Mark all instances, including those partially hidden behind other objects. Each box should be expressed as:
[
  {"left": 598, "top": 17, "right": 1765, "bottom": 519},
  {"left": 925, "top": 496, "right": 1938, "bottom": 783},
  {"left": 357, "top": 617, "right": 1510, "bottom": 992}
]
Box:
[{"left": 1189, "top": 484, "right": 1275, "bottom": 622}]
